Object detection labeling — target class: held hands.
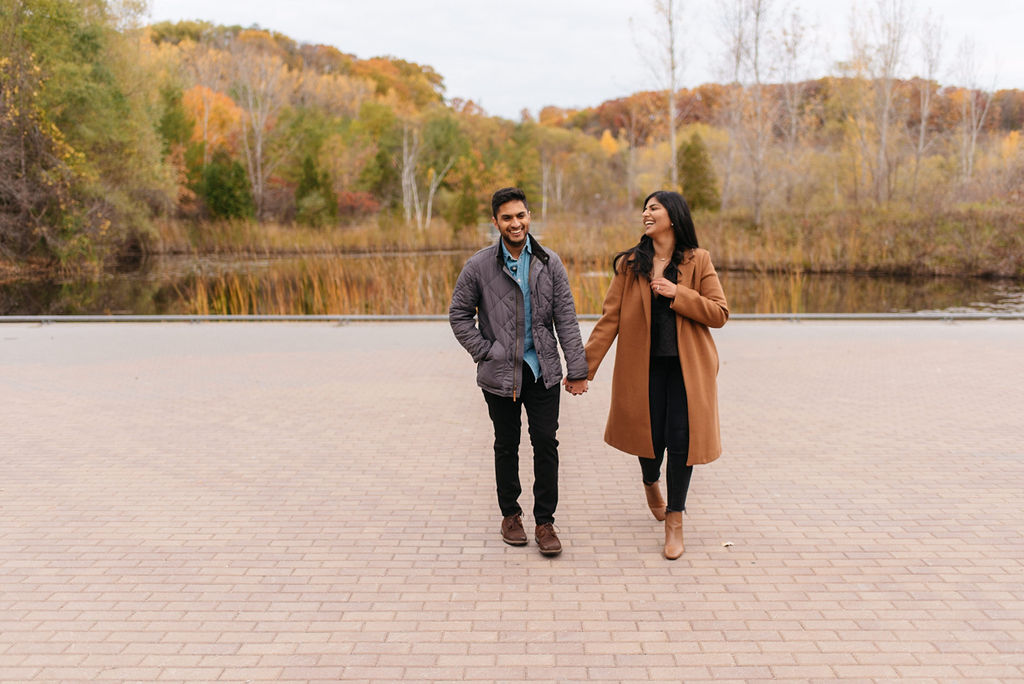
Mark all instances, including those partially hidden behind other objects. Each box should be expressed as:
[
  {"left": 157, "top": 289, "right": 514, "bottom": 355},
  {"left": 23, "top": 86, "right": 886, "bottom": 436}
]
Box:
[
  {"left": 651, "top": 277, "right": 677, "bottom": 298},
  {"left": 563, "top": 377, "right": 589, "bottom": 396}
]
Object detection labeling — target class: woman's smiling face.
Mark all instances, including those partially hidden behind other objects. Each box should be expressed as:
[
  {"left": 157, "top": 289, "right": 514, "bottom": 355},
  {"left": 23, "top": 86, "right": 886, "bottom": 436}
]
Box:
[{"left": 642, "top": 198, "right": 672, "bottom": 238}]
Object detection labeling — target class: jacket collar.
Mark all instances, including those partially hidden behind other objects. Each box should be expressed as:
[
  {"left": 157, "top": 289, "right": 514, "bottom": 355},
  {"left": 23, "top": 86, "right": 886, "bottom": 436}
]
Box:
[{"left": 493, "top": 233, "right": 549, "bottom": 266}]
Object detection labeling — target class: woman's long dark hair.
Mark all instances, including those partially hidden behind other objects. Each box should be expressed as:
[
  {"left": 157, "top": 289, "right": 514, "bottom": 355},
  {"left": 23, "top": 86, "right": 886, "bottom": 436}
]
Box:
[{"left": 613, "top": 190, "right": 699, "bottom": 277}]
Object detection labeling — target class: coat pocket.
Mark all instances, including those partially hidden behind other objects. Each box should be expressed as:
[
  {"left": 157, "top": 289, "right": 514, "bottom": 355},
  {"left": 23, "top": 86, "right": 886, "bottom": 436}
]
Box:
[{"left": 477, "top": 339, "right": 507, "bottom": 389}]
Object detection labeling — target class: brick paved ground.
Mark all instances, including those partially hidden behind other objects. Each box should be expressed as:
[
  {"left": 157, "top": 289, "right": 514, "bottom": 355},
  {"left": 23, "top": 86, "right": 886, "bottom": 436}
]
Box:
[{"left": 1, "top": 320, "right": 1022, "bottom": 683}]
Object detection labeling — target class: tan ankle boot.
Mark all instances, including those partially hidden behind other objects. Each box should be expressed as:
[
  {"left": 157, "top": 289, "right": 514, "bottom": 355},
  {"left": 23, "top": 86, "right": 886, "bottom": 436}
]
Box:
[
  {"left": 643, "top": 482, "right": 667, "bottom": 521},
  {"left": 663, "top": 511, "right": 684, "bottom": 559}
]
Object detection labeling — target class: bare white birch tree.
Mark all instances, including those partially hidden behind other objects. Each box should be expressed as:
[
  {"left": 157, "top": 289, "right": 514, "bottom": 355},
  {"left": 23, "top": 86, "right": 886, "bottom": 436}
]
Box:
[
  {"left": 621, "top": 99, "right": 644, "bottom": 206},
  {"left": 538, "top": 126, "right": 573, "bottom": 218},
  {"left": 955, "top": 38, "right": 994, "bottom": 187},
  {"left": 633, "top": 0, "right": 685, "bottom": 189},
  {"left": 846, "top": 0, "right": 911, "bottom": 205},
  {"left": 716, "top": 0, "right": 748, "bottom": 211},
  {"left": 400, "top": 121, "right": 421, "bottom": 227},
  {"left": 399, "top": 112, "right": 461, "bottom": 230},
  {"left": 742, "top": 0, "right": 775, "bottom": 225},
  {"left": 181, "top": 45, "right": 231, "bottom": 166},
  {"left": 231, "top": 40, "right": 298, "bottom": 218},
  {"left": 909, "top": 8, "right": 943, "bottom": 206},
  {"left": 422, "top": 157, "right": 456, "bottom": 230},
  {"left": 717, "top": 0, "right": 778, "bottom": 225},
  {"left": 777, "top": 5, "right": 814, "bottom": 205}
]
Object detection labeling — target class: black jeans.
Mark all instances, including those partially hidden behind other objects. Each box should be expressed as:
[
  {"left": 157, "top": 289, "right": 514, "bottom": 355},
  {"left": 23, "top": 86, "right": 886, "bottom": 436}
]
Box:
[
  {"left": 482, "top": 364, "right": 560, "bottom": 525},
  {"left": 640, "top": 355, "right": 693, "bottom": 513}
]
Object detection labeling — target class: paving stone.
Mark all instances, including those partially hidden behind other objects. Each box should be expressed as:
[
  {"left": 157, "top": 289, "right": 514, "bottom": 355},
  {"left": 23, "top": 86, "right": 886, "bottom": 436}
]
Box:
[{"left": 1, "top": 320, "right": 1022, "bottom": 682}]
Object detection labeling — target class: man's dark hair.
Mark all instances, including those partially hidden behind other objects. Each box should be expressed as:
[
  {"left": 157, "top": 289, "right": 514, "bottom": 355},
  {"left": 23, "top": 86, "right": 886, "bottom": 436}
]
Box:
[{"left": 491, "top": 187, "right": 529, "bottom": 218}]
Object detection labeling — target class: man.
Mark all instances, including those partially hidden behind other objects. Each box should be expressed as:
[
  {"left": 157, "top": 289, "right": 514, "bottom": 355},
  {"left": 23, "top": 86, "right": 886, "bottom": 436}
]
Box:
[{"left": 449, "top": 187, "right": 588, "bottom": 556}]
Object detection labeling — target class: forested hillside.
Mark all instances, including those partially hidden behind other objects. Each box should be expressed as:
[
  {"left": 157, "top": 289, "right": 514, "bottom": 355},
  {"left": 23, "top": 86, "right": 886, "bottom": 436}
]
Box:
[{"left": 2, "top": 0, "right": 1022, "bottom": 274}]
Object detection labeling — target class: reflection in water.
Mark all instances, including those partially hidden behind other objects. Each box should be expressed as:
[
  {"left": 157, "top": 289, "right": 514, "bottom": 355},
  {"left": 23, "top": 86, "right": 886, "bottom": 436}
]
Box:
[
  {"left": 1, "top": 252, "right": 1022, "bottom": 315},
  {"left": 716, "top": 270, "right": 1024, "bottom": 314}
]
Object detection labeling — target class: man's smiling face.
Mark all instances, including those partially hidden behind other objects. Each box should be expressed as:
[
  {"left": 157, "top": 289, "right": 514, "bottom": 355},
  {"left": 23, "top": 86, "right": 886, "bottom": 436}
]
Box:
[{"left": 493, "top": 199, "right": 530, "bottom": 253}]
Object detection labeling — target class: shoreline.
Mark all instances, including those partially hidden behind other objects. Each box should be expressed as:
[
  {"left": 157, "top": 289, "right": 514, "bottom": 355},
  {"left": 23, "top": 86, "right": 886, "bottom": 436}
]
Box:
[{"left": 4, "top": 249, "right": 1024, "bottom": 284}]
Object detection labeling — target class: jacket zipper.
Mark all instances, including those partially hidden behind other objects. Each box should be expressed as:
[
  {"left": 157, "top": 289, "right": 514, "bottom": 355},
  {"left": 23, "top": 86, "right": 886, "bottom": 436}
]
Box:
[
  {"left": 512, "top": 264, "right": 525, "bottom": 402},
  {"left": 513, "top": 276, "right": 521, "bottom": 402}
]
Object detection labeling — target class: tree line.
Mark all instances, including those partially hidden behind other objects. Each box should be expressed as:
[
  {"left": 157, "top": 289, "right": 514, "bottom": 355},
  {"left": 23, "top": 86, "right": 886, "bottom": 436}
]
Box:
[{"left": 2, "top": 0, "right": 1022, "bottom": 269}]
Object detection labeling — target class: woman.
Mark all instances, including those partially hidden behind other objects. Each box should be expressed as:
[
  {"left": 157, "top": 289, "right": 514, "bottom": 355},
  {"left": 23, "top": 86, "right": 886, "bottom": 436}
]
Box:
[{"left": 572, "top": 190, "right": 728, "bottom": 559}]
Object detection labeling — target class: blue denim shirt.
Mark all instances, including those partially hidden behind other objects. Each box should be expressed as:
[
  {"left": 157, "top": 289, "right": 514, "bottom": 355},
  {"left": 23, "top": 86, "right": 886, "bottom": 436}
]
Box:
[{"left": 501, "top": 240, "right": 541, "bottom": 382}]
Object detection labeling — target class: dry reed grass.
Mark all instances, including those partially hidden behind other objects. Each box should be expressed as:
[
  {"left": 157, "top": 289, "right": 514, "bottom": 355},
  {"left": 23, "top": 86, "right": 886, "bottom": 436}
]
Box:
[
  {"left": 153, "top": 216, "right": 481, "bottom": 256},
  {"left": 541, "top": 204, "right": 1024, "bottom": 278},
  {"left": 180, "top": 255, "right": 461, "bottom": 316}
]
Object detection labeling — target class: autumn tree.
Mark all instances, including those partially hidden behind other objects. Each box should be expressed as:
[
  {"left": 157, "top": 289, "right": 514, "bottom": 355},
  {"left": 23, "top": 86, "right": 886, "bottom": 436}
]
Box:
[
  {"left": 354, "top": 100, "right": 401, "bottom": 207},
  {"left": 352, "top": 57, "right": 445, "bottom": 109},
  {"left": 843, "top": 0, "right": 912, "bottom": 205},
  {"left": 320, "top": 121, "right": 376, "bottom": 220},
  {"left": 399, "top": 118, "right": 421, "bottom": 227},
  {"left": 398, "top": 108, "right": 465, "bottom": 230},
  {"left": 776, "top": 6, "right": 815, "bottom": 205},
  {"left": 0, "top": 0, "right": 75, "bottom": 258},
  {"left": 993, "top": 90, "right": 1024, "bottom": 131},
  {"left": 715, "top": 0, "right": 746, "bottom": 212},
  {"left": 197, "top": 148, "right": 254, "bottom": 219},
  {"left": 2, "top": 0, "right": 171, "bottom": 261},
  {"left": 907, "top": 9, "right": 942, "bottom": 206},
  {"left": 534, "top": 124, "right": 579, "bottom": 218},
  {"left": 229, "top": 30, "right": 300, "bottom": 218},
  {"left": 595, "top": 92, "right": 665, "bottom": 204},
  {"left": 717, "top": 0, "right": 779, "bottom": 224},
  {"left": 295, "top": 155, "right": 336, "bottom": 226},
  {"left": 178, "top": 43, "right": 234, "bottom": 166},
  {"left": 954, "top": 38, "right": 994, "bottom": 188},
  {"left": 677, "top": 132, "right": 720, "bottom": 211}
]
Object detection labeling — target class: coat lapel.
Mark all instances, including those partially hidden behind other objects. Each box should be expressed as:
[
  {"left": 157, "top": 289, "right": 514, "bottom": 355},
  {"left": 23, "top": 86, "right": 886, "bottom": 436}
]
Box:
[
  {"left": 640, "top": 272, "right": 651, "bottom": 326},
  {"left": 677, "top": 249, "right": 697, "bottom": 289}
]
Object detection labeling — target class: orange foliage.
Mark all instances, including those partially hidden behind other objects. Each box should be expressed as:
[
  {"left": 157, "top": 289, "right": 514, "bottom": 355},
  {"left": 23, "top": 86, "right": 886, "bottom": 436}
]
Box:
[
  {"left": 539, "top": 106, "right": 570, "bottom": 126},
  {"left": 351, "top": 57, "right": 444, "bottom": 109},
  {"left": 298, "top": 43, "right": 356, "bottom": 75},
  {"left": 994, "top": 89, "right": 1024, "bottom": 130},
  {"left": 235, "top": 29, "right": 299, "bottom": 63},
  {"left": 182, "top": 84, "right": 243, "bottom": 154},
  {"left": 591, "top": 92, "right": 664, "bottom": 142},
  {"left": 450, "top": 98, "right": 487, "bottom": 117}
]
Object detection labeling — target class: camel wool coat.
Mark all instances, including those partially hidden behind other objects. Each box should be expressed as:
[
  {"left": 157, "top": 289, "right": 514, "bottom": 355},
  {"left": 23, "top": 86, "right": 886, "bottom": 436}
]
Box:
[{"left": 584, "top": 248, "right": 729, "bottom": 465}]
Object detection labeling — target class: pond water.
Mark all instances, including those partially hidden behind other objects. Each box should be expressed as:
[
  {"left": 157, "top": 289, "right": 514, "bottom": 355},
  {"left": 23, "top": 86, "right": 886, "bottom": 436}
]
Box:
[{"left": 1, "top": 252, "right": 1022, "bottom": 316}]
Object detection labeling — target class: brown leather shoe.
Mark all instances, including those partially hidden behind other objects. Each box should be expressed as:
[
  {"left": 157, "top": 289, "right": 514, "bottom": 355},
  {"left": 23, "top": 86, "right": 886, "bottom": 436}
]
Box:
[
  {"left": 501, "top": 513, "right": 527, "bottom": 546},
  {"left": 534, "top": 523, "right": 562, "bottom": 556},
  {"left": 664, "top": 511, "right": 684, "bottom": 560},
  {"left": 644, "top": 481, "right": 667, "bottom": 521}
]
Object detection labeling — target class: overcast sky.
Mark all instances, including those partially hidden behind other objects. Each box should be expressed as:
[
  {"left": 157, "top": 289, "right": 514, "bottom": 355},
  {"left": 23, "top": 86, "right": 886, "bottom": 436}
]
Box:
[{"left": 147, "top": 0, "right": 1023, "bottom": 120}]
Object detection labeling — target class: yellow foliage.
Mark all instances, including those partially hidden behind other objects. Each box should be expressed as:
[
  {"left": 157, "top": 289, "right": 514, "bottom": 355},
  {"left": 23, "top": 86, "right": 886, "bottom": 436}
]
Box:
[
  {"left": 297, "top": 71, "right": 374, "bottom": 119},
  {"left": 322, "top": 132, "right": 374, "bottom": 191},
  {"left": 236, "top": 29, "right": 286, "bottom": 58},
  {"left": 599, "top": 129, "right": 619, "bottom": 157},
  {"left": 1000, "top": 131, "right": 1022, "bottom": 164},
  {"left": 538, "top": 106, "right": 569, "bottom": 126}
]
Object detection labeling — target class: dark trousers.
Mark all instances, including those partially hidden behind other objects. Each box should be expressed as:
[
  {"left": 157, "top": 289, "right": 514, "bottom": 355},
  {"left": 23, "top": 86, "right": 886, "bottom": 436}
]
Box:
[
  {"left": 640, "top": 355, "right": 693, "bottom": 513},
  {"left": 482, "top": 364, "right": 560, "bottom": 525}
]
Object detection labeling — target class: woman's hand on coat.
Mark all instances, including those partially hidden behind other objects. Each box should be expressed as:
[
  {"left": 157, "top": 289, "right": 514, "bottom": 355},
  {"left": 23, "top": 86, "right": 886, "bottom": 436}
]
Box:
[{"left": 650, "top": 277, "right": 677, "bottom": 298}]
